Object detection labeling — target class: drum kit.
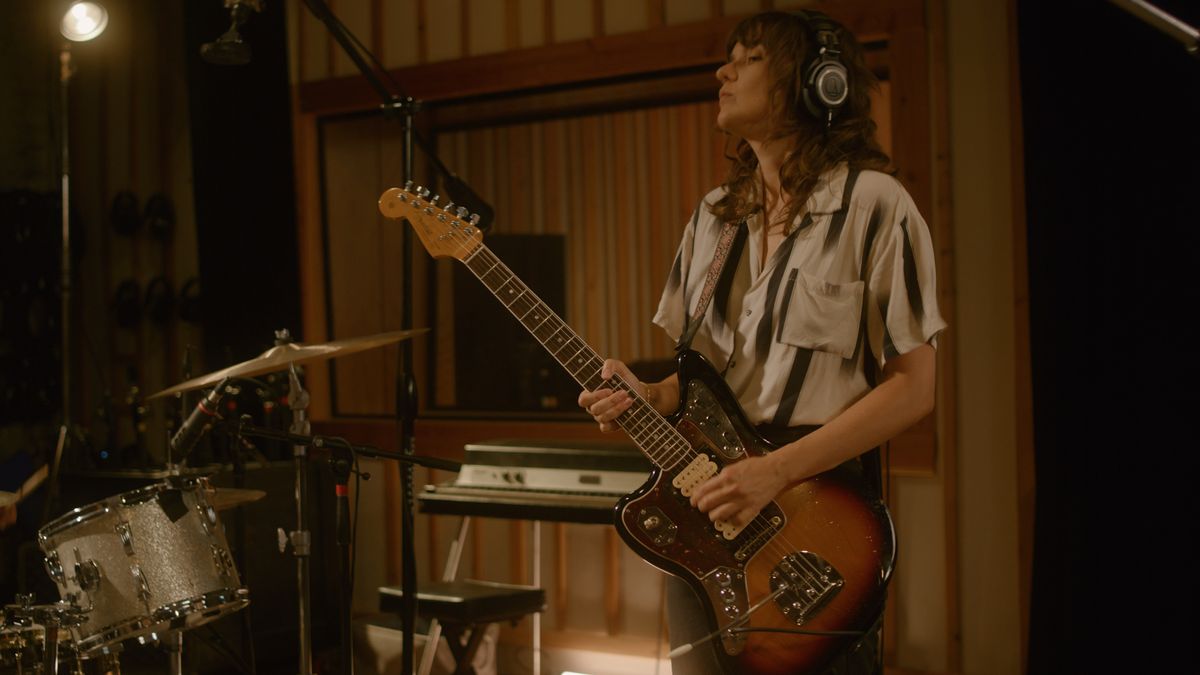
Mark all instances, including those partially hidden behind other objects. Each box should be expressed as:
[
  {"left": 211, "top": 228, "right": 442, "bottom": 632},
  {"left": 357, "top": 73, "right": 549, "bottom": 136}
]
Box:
[{"left": 2, "top": 328, "right": 428, "bottom": 675}]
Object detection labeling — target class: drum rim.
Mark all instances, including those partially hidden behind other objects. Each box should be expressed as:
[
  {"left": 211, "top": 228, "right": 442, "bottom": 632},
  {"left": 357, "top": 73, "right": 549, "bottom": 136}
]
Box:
[
  {"left": 36, "top": 476, "right": 215, "bottom": 542},
  {"left": 73, "top": 587, "right": 248, "bottom": 654},
  {"left": 37, "top": 501, "right": 112, "bottom": 541}
]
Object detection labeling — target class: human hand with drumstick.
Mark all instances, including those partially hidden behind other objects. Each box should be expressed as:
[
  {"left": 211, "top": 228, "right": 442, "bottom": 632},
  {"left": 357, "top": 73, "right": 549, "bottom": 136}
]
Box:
[{"left": 0, "top": 464, "right": 49, "bottom": 531}]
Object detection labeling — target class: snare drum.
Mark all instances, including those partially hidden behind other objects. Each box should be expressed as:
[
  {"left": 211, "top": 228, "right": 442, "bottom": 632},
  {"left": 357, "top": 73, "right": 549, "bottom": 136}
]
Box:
[{"left": 37, "top": 477, "right": 249, "bottom": 653}]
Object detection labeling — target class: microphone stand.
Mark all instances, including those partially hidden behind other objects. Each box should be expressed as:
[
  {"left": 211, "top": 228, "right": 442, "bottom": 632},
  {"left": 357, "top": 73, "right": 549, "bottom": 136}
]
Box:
[
  {"left": 1108, "top": 0, "right": 1199, "bottom": 58},
  {"left": 294, "top": 3, "right": 491, "bottom": 674}
]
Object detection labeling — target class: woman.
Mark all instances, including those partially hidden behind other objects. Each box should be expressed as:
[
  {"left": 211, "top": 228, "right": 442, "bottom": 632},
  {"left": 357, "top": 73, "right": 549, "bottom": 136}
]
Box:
[{"left": 578, "top": 10, "right": 945, "bottom": 674}]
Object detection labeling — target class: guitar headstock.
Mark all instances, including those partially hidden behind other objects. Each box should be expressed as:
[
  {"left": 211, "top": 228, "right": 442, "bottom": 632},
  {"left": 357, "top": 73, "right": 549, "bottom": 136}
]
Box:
[{"left": 378, "top": 183, "right": 484, "bottom": 261}]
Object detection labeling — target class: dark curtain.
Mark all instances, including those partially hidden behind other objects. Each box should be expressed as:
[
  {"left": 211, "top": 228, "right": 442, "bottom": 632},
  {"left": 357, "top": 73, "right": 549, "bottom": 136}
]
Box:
[{"left": 1018, "top": 1, "right": 1199, "bottom": 671}]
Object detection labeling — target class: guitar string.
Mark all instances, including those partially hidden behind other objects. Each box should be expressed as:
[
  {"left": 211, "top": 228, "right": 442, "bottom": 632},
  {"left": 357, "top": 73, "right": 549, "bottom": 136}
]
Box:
[
  {"left": 446, "top": 224, "right": 835, "bottom": 602},
  {"left": 421, "top": 202, "right": 844, "bottom": 616},
  {"left": 438, "top": 216, "right": 833, "bottom": 610},
  {"left": 434, "top": 212, "right": 832, "bottom": 599}
]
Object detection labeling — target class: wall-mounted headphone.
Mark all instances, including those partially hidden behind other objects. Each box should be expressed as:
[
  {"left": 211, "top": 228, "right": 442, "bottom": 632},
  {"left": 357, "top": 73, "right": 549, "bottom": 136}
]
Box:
[{"left": 795, "top": 11, "right": 849, "bottom": 127}]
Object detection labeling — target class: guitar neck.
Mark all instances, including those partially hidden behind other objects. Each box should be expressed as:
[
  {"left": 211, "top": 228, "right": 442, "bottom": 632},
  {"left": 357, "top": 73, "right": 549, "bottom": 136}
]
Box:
[{"left": 461, "top": 243, "right": 686, "bottom": 470}]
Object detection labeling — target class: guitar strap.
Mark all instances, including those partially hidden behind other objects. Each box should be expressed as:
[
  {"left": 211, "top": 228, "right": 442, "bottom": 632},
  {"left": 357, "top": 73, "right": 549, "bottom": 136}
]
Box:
[{"left": 676, "top": 221, "right": 742, "bottom": 352}]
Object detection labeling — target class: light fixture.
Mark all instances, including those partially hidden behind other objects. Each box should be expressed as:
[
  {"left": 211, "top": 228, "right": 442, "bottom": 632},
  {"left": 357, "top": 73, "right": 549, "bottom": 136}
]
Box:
[{"left": 60, "top": 2, "right": 108, "bottom": 42}]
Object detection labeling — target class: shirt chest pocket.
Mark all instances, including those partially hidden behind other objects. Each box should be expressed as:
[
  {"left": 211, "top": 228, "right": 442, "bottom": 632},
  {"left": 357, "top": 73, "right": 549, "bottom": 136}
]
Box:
[{"left": 776, "top": 269, "right": 864, "bottom": 360}]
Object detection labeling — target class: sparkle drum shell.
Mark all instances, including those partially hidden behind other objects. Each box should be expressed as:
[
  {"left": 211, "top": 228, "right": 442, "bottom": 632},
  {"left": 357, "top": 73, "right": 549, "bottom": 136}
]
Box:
[{"left": 37, "top": 477, "right": 249, "bottom": 653}]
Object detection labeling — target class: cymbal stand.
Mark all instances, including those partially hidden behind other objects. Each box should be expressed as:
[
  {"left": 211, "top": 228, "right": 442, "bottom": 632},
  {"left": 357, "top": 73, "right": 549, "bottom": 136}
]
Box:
[
  {"left": 166, "top": 630, "right": 183, "bottom": 675},
  {"left": 277, "top": 329, "right": 314, "bottom": 675}
]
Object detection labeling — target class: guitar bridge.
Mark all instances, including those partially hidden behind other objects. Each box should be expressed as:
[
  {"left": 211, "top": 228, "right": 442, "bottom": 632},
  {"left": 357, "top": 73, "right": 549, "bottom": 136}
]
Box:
[{"left": 769, "top": 552, "right": 843, "bottom": 625}]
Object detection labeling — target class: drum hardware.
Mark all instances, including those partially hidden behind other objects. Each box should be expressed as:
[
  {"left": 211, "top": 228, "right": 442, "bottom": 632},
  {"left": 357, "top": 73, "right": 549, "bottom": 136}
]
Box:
[
  {"left": 231, "top": 416, "right": 461, "bottom": 675},
  {"left": 37, "top": 477, "right": 250, "bottom": 656},
  {"left": 2, "top": 596, "right": 89, "bottom": 675},
  {"left": 141, "top": 326, "right": 429, "bottom": 675}
]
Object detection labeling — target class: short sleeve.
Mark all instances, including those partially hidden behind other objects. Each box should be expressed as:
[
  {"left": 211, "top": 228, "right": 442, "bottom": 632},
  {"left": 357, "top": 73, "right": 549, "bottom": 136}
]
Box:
[
  {"left": 652, "top": 203, "right": 703, "bottom": 342},
  {"left": 864, "top": 186, "right": 947, "bottom": 367}
]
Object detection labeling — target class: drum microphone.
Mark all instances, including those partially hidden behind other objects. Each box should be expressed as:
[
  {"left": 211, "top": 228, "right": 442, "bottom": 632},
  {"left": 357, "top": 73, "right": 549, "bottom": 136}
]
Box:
[{"left": 169, "top": 378, "right": 236, "bottom": 464}]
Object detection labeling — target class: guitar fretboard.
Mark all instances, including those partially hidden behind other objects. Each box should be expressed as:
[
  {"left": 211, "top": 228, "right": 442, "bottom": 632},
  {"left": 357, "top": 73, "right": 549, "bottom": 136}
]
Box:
[{"left": 462, "top": 243, "right": 689, "bottom": 470}]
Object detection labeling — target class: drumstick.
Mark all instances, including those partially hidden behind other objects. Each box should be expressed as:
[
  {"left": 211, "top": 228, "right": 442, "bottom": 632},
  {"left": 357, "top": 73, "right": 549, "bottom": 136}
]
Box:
[{"left": 14, "top": 463, "right": 50, "bottom": 505}]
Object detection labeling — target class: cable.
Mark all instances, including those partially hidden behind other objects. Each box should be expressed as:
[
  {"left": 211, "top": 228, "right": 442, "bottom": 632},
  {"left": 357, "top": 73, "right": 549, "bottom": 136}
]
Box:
[{"left": 728, "top": 626, "right": 866, "bottom": 637}]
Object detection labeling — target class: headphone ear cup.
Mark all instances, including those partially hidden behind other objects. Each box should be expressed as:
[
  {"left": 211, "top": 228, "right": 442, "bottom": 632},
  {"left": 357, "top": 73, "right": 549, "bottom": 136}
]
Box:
[
  {"left": 113, "top": 279, "right": 141, "bottom": 329},
  {"left": 804, "top": 56, "right": 849, "bottom": 118}
]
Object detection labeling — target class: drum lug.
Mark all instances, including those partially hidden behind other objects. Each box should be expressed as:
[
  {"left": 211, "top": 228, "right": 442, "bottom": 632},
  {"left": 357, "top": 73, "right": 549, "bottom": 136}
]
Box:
[
  {"left": 45, "top": 550, "right": 65, "bottom": 584},
  {"left": 116, "top": 520, "right": 135, "bottom": 555},
  {"left": 130, "top": 564, "right": 152, "bottom": 602},
  {"left": 211, "top": 545, "right": 236, "bottom": 578},
  {"left": 75, "top": 559, "right": 102, "bottom": 592}
]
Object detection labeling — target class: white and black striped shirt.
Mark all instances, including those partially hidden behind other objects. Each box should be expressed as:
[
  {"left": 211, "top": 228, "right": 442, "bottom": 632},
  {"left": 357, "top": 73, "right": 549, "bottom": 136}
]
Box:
[{"left": 653, "top": 163, "right": 946, "bottom": 427}]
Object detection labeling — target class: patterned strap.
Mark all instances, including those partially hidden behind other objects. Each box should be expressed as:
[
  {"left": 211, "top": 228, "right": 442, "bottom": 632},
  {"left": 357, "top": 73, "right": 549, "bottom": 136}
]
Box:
[{"left": 677, "top": 222, "right": 740, "bottom": 351}]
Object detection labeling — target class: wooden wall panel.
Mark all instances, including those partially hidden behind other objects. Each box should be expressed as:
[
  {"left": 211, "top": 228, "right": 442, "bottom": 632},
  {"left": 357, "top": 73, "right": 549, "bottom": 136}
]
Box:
[
  {"left": 467, "top": 0, "right": 509, "bottom": 55},
  {"left": 518, "top": 0, "right": 547, "bottom": 47},
  {"left": 331, "top": 0, "right": 373, "bottom": 76},
  {"left": 666, "top": 0, "right": 714, "bottom": 24},
  {"left": 382, "top": 0, "right": 420, "bottom": 68},
  {"left": 426, "top": 0, "right": 464, "bottom": 62},
  {"left": 605, "top": 0, "right": 651, "bottom": 35},
  {"left": 553, "top": 0, "right": 594, "bottom": 42}
]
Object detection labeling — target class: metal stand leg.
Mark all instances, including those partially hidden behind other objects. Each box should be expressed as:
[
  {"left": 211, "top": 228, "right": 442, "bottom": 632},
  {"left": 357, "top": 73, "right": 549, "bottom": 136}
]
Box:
[
  {"left": 270, "top": 329, "right": 314, "bottom": 675},
  {"left": 417, "top": 517, "right": 471, "bottom": 675},
  {"left": 166, "top": 631, "right": 183, "bottom": 675},
  {"left": 287, "top": 358, "right": 314, "bottom": 675},
  {"left": 532, "top": 520, "right": 541, "bottom": 675}
]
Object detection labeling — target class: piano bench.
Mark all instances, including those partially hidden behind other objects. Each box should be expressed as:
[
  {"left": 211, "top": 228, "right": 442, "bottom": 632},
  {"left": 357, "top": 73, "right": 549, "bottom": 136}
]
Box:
[{"left": 379, "top": 580, "right": 545, "bottom": 674}]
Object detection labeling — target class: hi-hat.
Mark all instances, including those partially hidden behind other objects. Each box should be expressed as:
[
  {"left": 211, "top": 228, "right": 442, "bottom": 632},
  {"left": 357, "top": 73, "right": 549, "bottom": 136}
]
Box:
[{"left": 148, "top": 328, "right": 428, "bottom": 400}]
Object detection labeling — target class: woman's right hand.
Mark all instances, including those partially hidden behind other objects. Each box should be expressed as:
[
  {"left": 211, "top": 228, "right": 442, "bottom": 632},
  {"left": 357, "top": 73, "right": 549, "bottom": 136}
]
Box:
[{"left": 577, "top": 359, "right": 643, "bottom": 433}]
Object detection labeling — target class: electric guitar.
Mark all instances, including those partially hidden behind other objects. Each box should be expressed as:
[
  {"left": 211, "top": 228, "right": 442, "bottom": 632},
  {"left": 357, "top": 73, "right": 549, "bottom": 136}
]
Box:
[{"left": 378, "top": 184, "right": 895, "bottom": 675}]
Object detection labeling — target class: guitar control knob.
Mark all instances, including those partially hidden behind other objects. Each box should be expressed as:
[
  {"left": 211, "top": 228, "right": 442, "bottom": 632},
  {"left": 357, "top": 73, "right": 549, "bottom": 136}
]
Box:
[
  {"left": 724, "top": 604, "right": 741, "bottom": 617},
  {"left": 643, "top": 515, "right": 660, "bottom": 530},
  {"left": 714, "top": 570, "right": 732, "bottom": 586},
  {"left": 719, "top": 588, "right": 736, "bottom": 603}
]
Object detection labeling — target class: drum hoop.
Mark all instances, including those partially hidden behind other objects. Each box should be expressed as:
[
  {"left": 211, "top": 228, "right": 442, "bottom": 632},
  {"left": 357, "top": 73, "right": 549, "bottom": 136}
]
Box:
[
  {"left": 72, "top": 587, "right": 248, "bottom": 654},
  {"left": 37, "top": 501, "right": 113, "bottom": 541}
]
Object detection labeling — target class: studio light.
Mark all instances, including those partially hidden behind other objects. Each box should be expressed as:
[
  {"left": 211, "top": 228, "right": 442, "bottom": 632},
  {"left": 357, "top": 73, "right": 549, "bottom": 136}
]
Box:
[{"left": 60, "top": 2, "right": 108, "bottom": 42}]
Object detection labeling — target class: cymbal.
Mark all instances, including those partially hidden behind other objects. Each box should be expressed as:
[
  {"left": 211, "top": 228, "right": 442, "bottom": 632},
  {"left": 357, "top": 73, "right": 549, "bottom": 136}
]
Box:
[
  {"left": 148, "top": 328, "right": 429, "bottom": 400},
  {"left": 207, "top": 487, "right": 266, "bottom": 510}
]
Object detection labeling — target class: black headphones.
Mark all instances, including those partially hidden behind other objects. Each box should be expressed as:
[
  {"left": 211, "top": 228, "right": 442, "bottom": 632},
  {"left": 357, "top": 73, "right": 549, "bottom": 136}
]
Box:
[{"left": 795, "top": 11, "right": 849, "bottom": 127}]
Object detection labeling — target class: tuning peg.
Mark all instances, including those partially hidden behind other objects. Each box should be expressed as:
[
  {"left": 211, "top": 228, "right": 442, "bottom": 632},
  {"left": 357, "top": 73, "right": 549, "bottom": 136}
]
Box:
[
  {"left": 443, "top": 202, "right": 456, "bottom": 212},
  {"left": 455, "top": 206, "right": 468, "bottom": 218},
  {"left": 417, "top": 186, "right": 430, "bottom": 198},
  {"left": 404, "top": 180, "right": 414, "bottom": 191},
  {"left": 469, "top": 214, "right": 481, "bottom": 226},
  {"left": 430, "top": 194, "right": 440, "bottom": 204}
]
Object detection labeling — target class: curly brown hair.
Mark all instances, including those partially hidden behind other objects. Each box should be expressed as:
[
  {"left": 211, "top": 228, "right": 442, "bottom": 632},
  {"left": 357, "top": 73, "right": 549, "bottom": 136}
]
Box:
[{"left": 710, "top": 11, "right": 891, "bottom": 230}]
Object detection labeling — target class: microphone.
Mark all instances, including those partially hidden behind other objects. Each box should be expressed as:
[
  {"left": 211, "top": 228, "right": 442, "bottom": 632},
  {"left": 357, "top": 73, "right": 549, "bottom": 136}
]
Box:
[
  {"left": 169, "top": 378, "right": 235, "bottom": 465},
  {"left": 201, "top": 0, "right": 262, "bottom": 66}
]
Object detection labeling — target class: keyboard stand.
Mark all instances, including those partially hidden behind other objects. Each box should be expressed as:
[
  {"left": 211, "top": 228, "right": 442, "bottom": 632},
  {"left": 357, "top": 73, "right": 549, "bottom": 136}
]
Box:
[{"left": 378, "top": 517, "right": 546, "bottom": 675}]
